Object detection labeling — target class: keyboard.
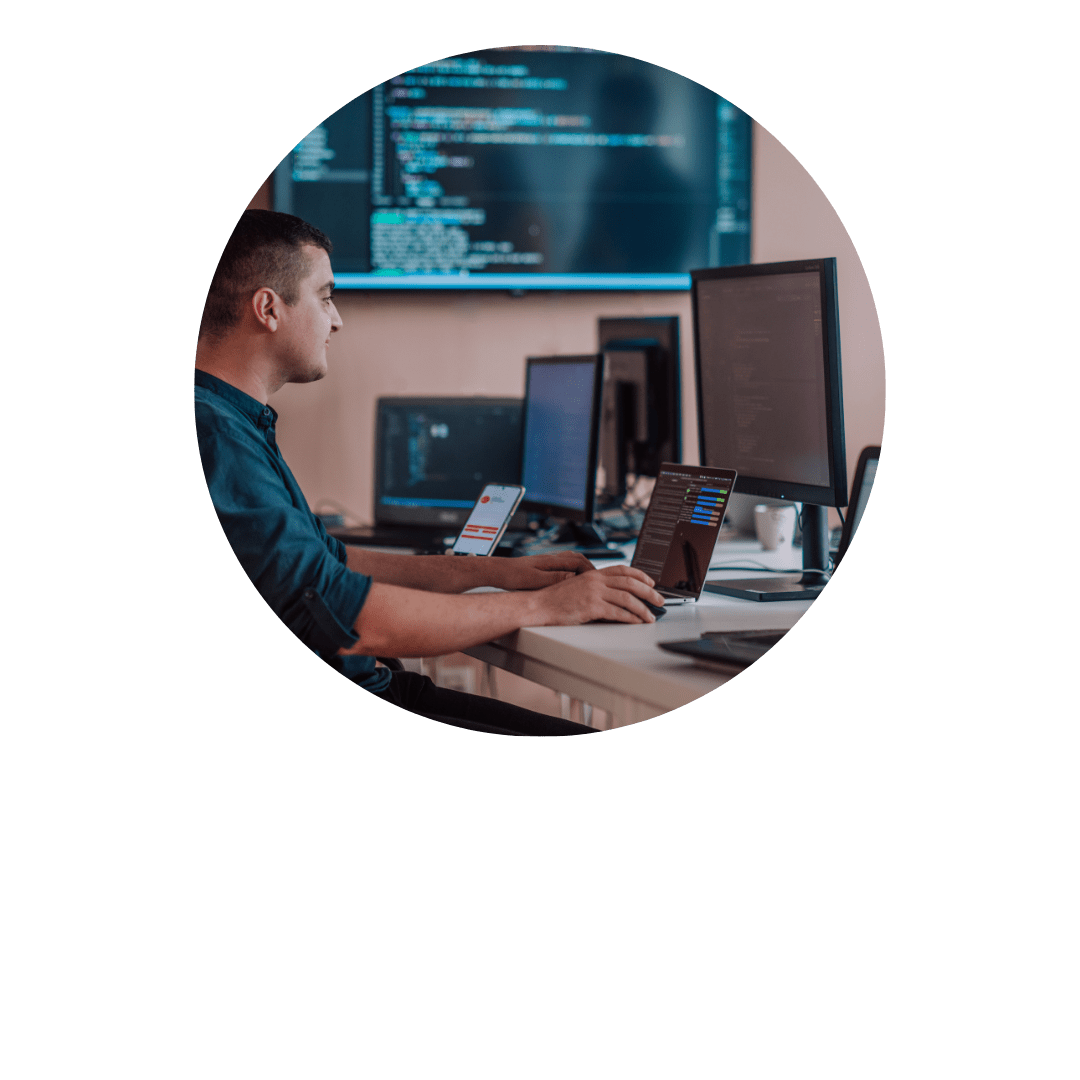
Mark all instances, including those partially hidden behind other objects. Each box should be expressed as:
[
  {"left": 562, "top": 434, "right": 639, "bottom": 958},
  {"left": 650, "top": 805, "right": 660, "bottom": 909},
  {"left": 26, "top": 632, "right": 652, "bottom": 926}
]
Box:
[{"left": 329, "top": 525, "right": 453, "bottom": 551}]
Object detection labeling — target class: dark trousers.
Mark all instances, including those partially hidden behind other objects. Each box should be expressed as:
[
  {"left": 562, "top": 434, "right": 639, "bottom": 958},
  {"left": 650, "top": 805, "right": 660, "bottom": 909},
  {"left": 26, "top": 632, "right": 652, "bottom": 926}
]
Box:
[{"left": 373, "top": 670, "right": 598, "bottom": 736}]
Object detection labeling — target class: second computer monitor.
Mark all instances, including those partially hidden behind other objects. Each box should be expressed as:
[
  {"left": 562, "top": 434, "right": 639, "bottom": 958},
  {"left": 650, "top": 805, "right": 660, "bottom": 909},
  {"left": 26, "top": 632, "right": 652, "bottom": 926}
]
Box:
[{"left": 520, "top": 355, "right": 604, "bottom": 523}]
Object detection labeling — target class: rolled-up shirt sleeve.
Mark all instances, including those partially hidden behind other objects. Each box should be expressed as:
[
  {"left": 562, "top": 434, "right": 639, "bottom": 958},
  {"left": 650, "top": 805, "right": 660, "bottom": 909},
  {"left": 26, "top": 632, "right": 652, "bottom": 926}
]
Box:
[{"left": 195, "top": 382, "right": 385, "bottom": 691}]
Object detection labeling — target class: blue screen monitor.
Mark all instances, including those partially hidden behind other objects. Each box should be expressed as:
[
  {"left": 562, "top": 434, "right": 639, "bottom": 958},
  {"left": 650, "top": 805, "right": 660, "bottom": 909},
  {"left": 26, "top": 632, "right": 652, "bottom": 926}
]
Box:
[
  {"left": 274, "top": 47, "right": 752, "bottom": 291},
  {"left": 520, "top": 355, "right": 604, "bottom": 522}
]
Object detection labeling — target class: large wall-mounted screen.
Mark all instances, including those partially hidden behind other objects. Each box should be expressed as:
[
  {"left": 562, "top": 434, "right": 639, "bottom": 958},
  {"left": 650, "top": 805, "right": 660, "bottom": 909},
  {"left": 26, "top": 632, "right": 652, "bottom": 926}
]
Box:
[{"left": 274, "top": 47, "right": 752, "bottom": 290}]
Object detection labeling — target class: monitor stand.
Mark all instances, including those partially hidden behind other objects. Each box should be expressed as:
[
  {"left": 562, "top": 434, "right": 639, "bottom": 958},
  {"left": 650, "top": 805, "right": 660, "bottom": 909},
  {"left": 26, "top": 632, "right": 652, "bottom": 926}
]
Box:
[
  {"left": 568, "top": 520, "right": 608, "bottom": 547},
  {"left": 560, "top": 519, "right": 621, "bottom": 558},
  {"left": 511, "top": 517, "right": 619, "bottom": 559},
  {"left": 704, "top": 503, "right": 832, "bottom": 602}
]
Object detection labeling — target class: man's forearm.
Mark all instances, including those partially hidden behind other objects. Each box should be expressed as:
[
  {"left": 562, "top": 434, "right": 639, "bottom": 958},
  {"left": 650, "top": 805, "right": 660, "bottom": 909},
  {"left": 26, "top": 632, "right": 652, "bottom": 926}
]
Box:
[
  {"left": 342, "top": 566, "right": 663, "bottom": 658},
  {"left": 344, "top": 582, "right": 543, "bottom": 657},
  {"left": 343, "top": 546, "right": 591, "bottom": 593},
  {"left": 344, "top": 547, "right": 494, "bottom": 593}
]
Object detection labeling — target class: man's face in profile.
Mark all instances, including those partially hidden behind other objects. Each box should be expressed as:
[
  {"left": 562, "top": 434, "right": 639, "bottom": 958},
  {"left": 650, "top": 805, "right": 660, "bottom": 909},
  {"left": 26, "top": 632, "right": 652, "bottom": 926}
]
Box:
[{"left": 274, "top": 245, "right": 342, "bottom": 385}]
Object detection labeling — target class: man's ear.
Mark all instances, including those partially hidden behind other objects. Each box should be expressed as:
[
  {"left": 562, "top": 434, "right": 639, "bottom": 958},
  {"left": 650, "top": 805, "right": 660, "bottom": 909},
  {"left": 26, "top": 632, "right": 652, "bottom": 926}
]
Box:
[{"left": 251, "top": 287, "right": 281, "bottom": 331}]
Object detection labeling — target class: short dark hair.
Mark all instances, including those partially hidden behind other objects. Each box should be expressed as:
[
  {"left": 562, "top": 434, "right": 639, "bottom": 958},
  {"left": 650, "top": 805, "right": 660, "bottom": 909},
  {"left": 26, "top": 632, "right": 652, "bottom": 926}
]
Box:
[{"left": 199, "top": 209, "right": 333, "bottom": 340}]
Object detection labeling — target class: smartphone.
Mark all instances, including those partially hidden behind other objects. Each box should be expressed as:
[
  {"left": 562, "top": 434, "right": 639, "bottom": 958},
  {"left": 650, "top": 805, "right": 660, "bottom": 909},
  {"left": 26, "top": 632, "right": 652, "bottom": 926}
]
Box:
[{"left": 452, "top": 484, "right": 526, "bottom": 556}]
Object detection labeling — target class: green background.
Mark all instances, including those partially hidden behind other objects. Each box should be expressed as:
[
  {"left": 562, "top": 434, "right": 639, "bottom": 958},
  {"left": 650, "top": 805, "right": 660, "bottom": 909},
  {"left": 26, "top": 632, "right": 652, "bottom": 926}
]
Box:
[{"left": 6, "top": 0, "right": 1071, "bottom": 1075}]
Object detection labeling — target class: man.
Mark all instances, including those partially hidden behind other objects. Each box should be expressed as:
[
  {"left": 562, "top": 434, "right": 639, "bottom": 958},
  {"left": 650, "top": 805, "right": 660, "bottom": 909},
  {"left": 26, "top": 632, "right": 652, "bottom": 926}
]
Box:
[{"left": 195, "top": 209, "right": 664, "bottom": 736}]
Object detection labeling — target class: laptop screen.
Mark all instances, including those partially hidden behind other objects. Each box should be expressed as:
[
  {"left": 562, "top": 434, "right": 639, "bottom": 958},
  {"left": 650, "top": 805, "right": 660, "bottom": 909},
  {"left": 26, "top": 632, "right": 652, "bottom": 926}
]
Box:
[{"left": 632, "top": 464, "right": 738, "bottom": 598}]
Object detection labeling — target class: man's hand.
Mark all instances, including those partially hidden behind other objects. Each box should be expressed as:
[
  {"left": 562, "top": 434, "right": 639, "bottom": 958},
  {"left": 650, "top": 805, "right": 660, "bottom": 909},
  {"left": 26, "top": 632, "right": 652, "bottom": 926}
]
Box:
[
  {"left": 343, "top": 562, "right": 663, "bottom": 658},
  {"left": 531, "top": 566, "right": 664, "bottom": 625},
  {"left": 487, "top": 550, "right": 595, "bottom": 591}
]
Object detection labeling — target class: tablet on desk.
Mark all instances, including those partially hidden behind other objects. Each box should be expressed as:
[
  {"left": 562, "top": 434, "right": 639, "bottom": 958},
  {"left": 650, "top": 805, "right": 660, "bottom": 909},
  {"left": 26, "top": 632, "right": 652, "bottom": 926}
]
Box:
[
  {"left": 659, "top": 629, "right": 788, "bottom": 670},
  {"left": 630, "top": 464, "right": 737, "bottom": 602}
]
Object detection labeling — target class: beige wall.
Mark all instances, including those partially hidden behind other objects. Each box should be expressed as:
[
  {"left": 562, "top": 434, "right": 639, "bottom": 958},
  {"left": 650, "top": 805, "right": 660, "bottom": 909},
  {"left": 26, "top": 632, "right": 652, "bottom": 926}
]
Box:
[
  {"left": 751, "top": 124, "right": 887, "bottom": 521},
  {"left": 255, "top": 122, "right": 886, "bottom": 529}
]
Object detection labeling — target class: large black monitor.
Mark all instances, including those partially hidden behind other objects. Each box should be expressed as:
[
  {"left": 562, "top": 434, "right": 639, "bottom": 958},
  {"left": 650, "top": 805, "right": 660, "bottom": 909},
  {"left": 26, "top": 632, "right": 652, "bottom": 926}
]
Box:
[
  {"left": 519, "top": 355, "right": 604, "bottom": 527},
  {"left": 374, "top": 397, "right": 522, "bottom": 529},
  {"left": 596, "top": 315, "right": 681, "bottom": 506},
  {"left": 691, "top": 258, "right": 847, "bottom": 600},
  {"left": 274, "top": 47, "right": 752, "bottom": 291}
]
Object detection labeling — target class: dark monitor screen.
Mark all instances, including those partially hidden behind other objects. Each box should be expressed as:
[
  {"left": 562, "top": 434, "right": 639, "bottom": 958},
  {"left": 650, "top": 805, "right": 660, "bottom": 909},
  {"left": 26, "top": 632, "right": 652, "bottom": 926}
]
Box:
[
  {"left": 374, "top": 397, "right": 522, "bottom": 528},
  {"left": 596, "top": 315, "right": 681, "bottom": 501},
  {"left": 692, "top": 258, "right": 847, "bottom": 507},
  {"left": 274, "top": 47, "right": 752, "bottom": 290},
  {"left": 520, "top": 355, "right": 603, "bottom": 521}
]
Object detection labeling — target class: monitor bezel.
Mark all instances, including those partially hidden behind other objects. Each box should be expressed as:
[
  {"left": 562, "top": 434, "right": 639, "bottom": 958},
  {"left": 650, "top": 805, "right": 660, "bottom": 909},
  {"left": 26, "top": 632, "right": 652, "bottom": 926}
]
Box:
[
  {"left": 330, "top": 273, "right": 695, "bottom": 293},
  {"left": 519, "top": 354, "right": 604, "bottom": 523},
  {"left": 691, "top": 257, "right": 848, "bottom": 508},
  {"left": 373, "top": 396, "right": 524, "bottom": 528}
]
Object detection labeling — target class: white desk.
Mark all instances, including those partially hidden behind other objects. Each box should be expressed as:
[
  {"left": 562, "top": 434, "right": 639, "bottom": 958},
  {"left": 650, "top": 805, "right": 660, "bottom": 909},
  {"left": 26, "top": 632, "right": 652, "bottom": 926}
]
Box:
[{"left": 465, "top": 539, "right": 817, "bottom": 728}]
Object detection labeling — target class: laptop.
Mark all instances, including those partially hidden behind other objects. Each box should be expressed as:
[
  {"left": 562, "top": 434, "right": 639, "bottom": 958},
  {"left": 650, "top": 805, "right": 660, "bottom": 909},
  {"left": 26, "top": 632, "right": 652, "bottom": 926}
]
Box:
[
  {"left": 658, "top": 445, "right": 881, "bottom": 667},
  {"left": 630, "top": 463, "right": 738, "bottom": 603}
]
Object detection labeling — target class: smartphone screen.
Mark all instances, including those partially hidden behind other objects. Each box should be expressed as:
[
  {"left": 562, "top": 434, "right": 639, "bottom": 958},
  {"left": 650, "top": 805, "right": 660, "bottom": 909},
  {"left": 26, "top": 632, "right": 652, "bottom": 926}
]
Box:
[{"left": 452, "top": 484, "right": 526, "bottom": 555}]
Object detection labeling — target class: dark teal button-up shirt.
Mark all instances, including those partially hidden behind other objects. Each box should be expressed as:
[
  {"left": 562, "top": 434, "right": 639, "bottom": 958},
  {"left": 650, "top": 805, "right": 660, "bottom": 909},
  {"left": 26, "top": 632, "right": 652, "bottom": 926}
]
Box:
[{"left": 195, "top": 370, "right": 391, "bottom": 693}]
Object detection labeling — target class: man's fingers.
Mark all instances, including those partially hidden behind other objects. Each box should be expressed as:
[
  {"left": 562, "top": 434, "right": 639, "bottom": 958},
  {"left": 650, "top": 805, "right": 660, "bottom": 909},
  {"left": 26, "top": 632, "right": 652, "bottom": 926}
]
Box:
[
  {"left": 598, "top": 563, "right": 654, "bottom": 587},
  {"left": 538, "top": 551, "right": 594, "bottom": 573},
  {"left": 511, "top": 564, "right": 584, "bottom": 590},
  {"left": 600, "top": 603, "right": 642, "bottom": 623},
  {"left": 597, "top": 572, "right": 664, "bottom": 607},
  {"left": 601, "top": 585, "right": 655, "bottom": 623}
]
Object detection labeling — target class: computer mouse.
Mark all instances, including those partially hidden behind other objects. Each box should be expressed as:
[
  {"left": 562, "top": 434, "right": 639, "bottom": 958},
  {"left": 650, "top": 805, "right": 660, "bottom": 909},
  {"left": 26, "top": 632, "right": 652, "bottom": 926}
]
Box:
[{"left": 591, "top": 599, "right": 667, "bottom": 624}]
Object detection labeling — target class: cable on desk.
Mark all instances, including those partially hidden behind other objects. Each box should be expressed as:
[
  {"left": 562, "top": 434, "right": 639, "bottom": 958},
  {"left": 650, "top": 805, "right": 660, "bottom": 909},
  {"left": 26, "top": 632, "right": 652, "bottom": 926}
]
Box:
[
  {"left": 708, "top": 562, "right": 804, "bottom": 573},
  {"left": 709, "top": 557, "right": 839, "bottom": 574}
]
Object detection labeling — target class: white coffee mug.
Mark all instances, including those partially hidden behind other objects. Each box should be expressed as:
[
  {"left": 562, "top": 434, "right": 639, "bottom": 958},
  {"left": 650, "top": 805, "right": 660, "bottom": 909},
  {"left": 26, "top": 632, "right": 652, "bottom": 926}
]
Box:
[{"left": 754, "top": 504, "right": 797, "bottom": 551}]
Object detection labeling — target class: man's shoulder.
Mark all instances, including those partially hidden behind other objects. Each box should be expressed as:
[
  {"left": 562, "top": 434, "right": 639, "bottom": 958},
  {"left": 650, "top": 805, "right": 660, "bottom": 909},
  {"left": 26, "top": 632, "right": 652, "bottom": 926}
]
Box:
[
  {"left": 195, "top": 375, "right": 258, "bottom": 436},
  {"left": 195, "top": 384, "right": 241, "bottom": 420},
  {"left": 194, "top": 370, "right": 266, "bottom": 423}
]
